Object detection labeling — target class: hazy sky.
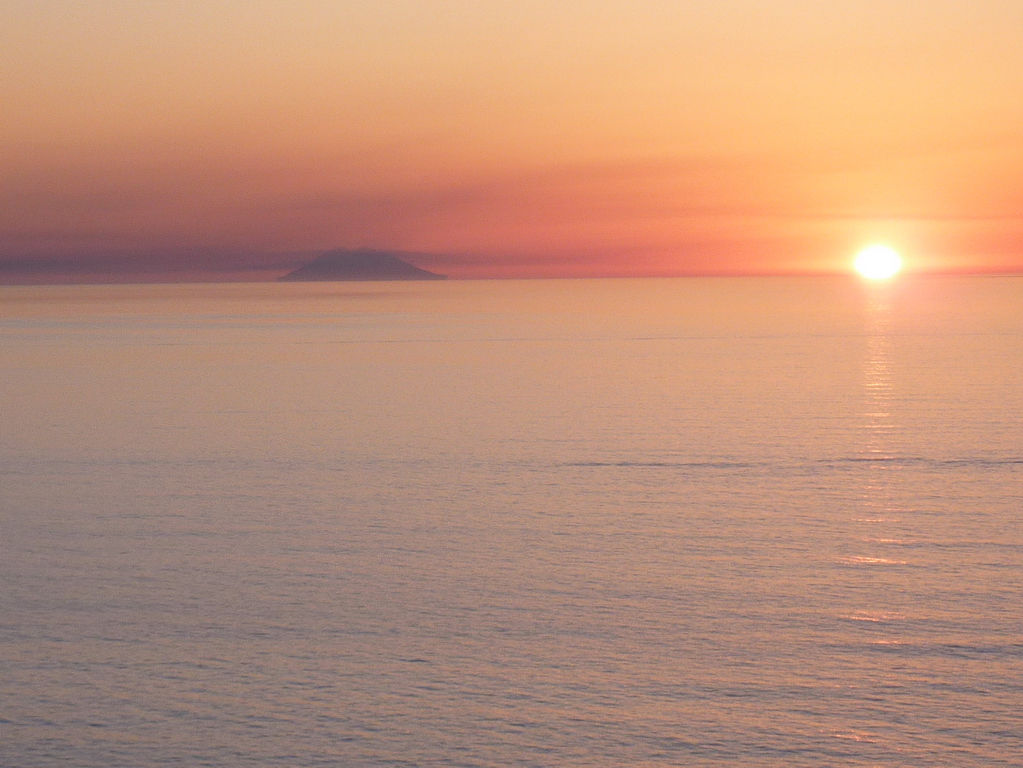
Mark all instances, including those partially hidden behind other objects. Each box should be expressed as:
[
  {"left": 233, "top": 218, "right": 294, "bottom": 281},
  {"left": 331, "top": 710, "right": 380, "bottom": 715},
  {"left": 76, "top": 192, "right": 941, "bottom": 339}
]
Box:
[{"left": 2, "top": 0, "right": 1022, "bottom": 279}]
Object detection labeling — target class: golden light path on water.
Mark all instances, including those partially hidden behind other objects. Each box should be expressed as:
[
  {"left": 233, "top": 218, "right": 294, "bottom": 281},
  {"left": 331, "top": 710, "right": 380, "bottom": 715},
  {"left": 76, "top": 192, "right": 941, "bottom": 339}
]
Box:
[
  {"left": 845, "top": 277, "right": 922, "bottom": 660},
  {"left": 853, "top": 281, "right": 908, "bottom": 572}
]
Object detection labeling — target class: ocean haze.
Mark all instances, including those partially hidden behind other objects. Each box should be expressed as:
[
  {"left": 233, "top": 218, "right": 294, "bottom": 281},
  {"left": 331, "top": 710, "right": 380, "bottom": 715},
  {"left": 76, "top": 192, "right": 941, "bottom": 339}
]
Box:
[{"left": 2, "top": 276, "right": 1021, "bottom": 766}]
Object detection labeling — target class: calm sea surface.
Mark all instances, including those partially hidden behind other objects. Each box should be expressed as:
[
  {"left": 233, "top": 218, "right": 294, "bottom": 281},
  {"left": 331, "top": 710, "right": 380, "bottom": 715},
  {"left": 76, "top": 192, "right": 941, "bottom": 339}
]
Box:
[{"left": 2, "top": 277, "right": 1021, "bottom": 767}]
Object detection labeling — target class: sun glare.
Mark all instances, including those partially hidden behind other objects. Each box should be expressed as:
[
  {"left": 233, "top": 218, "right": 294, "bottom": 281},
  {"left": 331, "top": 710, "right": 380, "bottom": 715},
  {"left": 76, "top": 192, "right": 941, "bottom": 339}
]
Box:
[{"left": 854, "top": 246, "right": 902, "bottom": 279}]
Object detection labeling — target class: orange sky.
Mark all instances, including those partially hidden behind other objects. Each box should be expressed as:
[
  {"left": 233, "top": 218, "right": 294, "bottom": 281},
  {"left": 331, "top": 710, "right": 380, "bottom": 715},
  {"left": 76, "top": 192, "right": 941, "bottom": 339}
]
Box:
[{"left": 2, "top": 0, "right": 1022, "bottom": 280}]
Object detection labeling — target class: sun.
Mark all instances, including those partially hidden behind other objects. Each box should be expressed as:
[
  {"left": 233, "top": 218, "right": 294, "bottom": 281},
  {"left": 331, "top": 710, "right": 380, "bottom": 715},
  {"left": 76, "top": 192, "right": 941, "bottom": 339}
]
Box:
[{"left": 854, "top": 245, "right": 902, "bottom": 279}]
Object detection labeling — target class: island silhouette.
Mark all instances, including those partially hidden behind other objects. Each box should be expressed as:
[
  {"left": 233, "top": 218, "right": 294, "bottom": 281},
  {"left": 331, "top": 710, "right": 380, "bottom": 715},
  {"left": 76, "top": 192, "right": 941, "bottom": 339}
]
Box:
[{"left": 279, "top": 249, "right": 446, "bottom": 281}]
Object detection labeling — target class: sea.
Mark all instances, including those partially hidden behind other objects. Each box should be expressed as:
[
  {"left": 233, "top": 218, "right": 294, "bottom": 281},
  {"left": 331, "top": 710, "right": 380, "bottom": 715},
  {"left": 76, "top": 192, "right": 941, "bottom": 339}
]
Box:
[{"left": 1, "top": 276, "right": 1021, "bottom": 767}]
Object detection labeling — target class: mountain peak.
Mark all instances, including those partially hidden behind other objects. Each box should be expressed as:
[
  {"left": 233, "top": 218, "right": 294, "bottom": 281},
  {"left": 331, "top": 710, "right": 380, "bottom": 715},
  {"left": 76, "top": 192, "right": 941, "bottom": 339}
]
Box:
[{"left": 279, "top": 249, "right": 446, "bottom": 281}]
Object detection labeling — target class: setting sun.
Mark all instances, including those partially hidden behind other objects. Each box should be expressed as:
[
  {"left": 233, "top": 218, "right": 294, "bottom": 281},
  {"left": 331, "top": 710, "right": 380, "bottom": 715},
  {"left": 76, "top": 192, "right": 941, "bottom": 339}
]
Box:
[{"left": 854, "top": 246, "right": 903, "bottom": 279}]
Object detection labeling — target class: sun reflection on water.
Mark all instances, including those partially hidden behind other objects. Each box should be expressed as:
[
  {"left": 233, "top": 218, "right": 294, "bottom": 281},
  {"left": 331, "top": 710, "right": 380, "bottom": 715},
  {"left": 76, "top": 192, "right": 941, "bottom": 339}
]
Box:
[
  {"left": 858, "top": 283, "right": 900, "bottom": 530},
  {"left": 862, "top": 286, "right": 895, "bottom": 462},
  {"left": 849, "top": 281, "right": 910, "bottom": 651}
]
